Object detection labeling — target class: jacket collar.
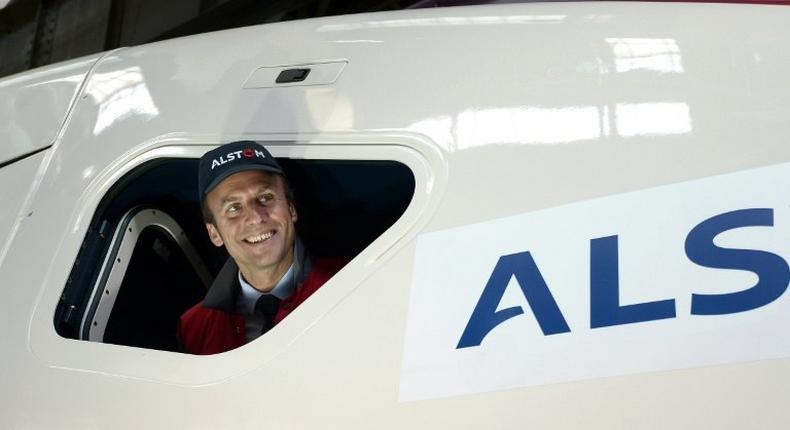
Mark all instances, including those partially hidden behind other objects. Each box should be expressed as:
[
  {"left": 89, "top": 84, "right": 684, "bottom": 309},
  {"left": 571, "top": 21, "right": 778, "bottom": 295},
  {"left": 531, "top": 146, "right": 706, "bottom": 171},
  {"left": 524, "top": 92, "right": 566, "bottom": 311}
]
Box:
[{"left": 202, "top": 236, "right": 311, "bottom": 312}]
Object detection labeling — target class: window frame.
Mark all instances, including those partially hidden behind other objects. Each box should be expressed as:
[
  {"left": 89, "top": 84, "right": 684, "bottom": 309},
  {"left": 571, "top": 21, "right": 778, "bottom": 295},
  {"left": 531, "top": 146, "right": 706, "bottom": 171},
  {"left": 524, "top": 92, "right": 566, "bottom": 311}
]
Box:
[
  {"left": 30, "top": 134, "right": 445, "bottom": 386},
  {"left": 83, "top": 206, "right": 212, "bottom": 342}
]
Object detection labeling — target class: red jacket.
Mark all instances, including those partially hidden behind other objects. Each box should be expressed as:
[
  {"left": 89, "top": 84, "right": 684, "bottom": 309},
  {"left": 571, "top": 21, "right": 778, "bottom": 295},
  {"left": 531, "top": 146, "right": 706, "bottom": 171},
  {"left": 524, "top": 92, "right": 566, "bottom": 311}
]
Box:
[{"left": 178, "top": 257, "right": 346, "bottom": 355}]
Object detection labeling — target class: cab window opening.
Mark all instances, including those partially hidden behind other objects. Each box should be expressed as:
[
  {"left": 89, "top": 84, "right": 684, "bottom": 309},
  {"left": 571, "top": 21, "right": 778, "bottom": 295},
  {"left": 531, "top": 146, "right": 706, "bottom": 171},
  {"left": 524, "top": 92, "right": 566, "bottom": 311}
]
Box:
[{"left": 55, "top": 155, "right": 415, "bottom": 354}]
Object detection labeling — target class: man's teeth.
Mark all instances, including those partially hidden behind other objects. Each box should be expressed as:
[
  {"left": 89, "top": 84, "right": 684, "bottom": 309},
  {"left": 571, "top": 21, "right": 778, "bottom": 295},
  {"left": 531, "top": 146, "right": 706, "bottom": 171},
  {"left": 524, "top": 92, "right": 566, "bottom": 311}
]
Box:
[{"left": 245, "top": 232, "right": 274, "bottom": 244}]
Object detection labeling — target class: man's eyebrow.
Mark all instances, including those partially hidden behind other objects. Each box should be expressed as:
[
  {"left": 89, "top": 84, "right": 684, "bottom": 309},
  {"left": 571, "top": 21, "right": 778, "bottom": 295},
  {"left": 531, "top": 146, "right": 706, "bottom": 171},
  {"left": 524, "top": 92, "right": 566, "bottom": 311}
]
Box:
[
  {"left": 219, "top": 196, "right": 240, "bottom": 205},
  {"left": 219, "top": 184, "right": 276, "bottom": 205}
]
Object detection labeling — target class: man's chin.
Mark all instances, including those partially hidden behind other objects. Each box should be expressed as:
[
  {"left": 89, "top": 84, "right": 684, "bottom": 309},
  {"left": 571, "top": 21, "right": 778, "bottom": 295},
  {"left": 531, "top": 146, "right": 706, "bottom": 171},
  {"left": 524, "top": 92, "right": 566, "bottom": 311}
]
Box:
[{"left": 247, "top": 253, "right": 291, "bottom": 271}]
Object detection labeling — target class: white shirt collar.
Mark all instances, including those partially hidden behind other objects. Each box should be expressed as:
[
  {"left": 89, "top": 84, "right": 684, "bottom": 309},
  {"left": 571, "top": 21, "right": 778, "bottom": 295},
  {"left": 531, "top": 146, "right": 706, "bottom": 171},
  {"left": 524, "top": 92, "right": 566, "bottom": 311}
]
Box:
[{"left": 237, "top": 264, "right": 295, "bottom": 315}]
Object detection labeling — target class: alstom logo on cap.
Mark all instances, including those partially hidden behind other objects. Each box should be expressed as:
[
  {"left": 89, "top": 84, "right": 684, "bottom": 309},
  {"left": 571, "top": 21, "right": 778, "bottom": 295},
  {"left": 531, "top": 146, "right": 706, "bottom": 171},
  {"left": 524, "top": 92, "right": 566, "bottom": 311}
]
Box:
[{"left": 211, "top": 148, "right": 267, "bottom": 169}]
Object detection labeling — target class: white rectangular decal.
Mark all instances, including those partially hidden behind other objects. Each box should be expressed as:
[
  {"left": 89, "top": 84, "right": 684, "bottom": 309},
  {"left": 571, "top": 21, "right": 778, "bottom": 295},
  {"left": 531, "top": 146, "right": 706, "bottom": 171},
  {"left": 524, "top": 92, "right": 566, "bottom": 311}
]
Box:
[{"left": 400, "top": 163, "right": 790, "bottom": 401}]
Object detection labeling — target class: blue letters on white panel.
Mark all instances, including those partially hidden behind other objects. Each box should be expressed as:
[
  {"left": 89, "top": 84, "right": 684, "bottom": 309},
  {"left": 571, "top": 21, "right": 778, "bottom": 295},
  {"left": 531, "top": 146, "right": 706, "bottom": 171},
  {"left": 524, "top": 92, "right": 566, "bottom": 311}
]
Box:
[{"left": 399, "top": 163, "right": 790, "bottom": 402}]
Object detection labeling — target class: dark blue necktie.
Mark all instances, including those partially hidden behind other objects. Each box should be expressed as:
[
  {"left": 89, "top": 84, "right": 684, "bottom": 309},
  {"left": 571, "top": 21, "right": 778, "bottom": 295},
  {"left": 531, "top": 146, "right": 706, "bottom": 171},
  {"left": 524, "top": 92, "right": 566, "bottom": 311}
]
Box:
[{"left": 254, "top": 294, "right": 281, "bottom": 335}]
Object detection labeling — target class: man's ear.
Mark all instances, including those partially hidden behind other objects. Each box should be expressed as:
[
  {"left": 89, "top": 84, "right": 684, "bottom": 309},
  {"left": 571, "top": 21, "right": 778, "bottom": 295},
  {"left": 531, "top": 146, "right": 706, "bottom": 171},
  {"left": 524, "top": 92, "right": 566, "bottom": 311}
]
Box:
[
  {"left": 206, "top": 223, "right": 224, "bottom": 247},
  {"left": 289, "top": 203, "right": 298, "bottom": 223}
]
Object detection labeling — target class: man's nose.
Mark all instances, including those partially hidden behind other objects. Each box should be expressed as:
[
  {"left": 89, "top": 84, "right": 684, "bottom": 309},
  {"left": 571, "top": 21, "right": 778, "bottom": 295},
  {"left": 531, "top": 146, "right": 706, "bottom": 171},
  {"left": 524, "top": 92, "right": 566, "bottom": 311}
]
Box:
[{"left": 246, "top": 204, "right": 269, "bottom": 223}]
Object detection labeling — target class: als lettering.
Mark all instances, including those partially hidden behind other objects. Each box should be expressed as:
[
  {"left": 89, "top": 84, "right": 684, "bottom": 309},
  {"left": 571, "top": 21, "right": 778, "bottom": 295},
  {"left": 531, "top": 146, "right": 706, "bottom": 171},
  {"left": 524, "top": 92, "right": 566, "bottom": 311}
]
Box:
[
  {"left": 457, "top": 208, "right": 790, "bottom": 349},
  {"left": 456, "top": 252, "right": 570, "bottom": 348}
]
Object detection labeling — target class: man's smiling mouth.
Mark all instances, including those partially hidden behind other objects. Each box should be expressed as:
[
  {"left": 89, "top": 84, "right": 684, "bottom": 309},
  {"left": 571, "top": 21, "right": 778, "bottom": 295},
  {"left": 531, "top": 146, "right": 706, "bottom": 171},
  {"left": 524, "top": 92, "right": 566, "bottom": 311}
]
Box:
[{"left": 244, "top": 231, "right": 274, "bottom": 244}]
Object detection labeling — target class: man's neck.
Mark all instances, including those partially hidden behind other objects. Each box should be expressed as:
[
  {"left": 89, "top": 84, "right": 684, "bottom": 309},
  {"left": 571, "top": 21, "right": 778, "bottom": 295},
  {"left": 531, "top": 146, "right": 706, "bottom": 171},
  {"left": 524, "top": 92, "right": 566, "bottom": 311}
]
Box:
[
  {"left": 239, "top": 259, "right": 293, "bottom": 293},
  {"left": 239, "top": 249, "right": 295, "bottom": 293}
]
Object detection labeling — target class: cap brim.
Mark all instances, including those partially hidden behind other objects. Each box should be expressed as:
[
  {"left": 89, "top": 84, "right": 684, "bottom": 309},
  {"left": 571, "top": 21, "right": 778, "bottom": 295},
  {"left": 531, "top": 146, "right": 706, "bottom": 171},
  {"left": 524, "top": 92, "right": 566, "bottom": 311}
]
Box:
[{"left": 202, "top": 164, "right": 285, "bottom": 197}]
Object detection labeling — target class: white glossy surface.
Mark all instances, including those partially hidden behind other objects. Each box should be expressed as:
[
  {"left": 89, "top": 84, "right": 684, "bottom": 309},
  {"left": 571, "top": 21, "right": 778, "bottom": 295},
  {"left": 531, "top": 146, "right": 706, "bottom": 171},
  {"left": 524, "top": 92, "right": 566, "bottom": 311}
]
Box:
[
  {"left": 1, "top": 2, "right": 790, "bottom": 428},
  {"left": 0, "top": 151, "right": 47, "bottom": 266},
  {"left": 0, "top": 54, "right": 101, "bottom": 164}
]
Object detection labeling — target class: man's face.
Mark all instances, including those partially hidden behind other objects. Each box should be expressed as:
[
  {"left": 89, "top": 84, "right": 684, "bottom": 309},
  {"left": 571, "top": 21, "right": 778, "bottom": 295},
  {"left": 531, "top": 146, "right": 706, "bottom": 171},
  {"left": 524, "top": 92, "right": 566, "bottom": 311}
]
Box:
[{"left": 204, "top": 170, "right": 297, "bottom": 286}]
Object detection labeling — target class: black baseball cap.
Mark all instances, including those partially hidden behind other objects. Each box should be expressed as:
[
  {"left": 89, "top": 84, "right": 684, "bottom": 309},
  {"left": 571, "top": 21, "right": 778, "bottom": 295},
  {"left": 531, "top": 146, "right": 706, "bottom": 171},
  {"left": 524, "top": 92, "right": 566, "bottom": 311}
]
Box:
[{"left": 198, "top": 140, "right": 285, "bottom": 200}]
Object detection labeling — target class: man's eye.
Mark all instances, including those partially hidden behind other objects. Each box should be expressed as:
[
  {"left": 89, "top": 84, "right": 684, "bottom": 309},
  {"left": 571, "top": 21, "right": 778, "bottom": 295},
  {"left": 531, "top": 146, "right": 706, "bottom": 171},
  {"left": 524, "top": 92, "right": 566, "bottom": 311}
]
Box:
[
  {"left": 258, "top": 193, "right": 275, "bottom": 204},
  {"left": 226, "top": 205, "right": 241, "bottom": 216}
]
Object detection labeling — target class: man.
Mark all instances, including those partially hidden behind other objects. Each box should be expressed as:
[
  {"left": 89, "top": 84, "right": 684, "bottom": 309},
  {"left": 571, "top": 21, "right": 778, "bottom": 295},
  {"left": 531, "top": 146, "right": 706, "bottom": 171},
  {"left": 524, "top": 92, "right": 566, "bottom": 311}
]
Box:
[{"left": 178, "top": 140, "right": 346, "bottom": 355}]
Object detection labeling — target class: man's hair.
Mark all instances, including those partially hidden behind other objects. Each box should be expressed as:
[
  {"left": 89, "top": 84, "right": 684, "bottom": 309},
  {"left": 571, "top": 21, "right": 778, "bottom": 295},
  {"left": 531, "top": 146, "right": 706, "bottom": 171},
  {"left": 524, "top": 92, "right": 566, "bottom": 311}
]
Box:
[{"left": 202, "top": 173, "right": 295, "bottom": 225}]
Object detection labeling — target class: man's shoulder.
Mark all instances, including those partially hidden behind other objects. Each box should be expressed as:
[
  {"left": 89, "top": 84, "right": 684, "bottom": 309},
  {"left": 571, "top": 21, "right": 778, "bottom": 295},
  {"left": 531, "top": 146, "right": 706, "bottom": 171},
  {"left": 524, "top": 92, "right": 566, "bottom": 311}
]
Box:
[
  {"left": 180, "top": 301, "right": 213, "bottom": 323},
  {"left": 180, "top": 301, "right": 236, "bottom": 325},
  {"left": 180, "top": 302, "right": 228, "bottom": 337},
  {"left": 179, "top": 301, "right": 245, "bottom": 354},
  {"left": 283, "top": 256, "right": 348, "bottom": 309}
]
